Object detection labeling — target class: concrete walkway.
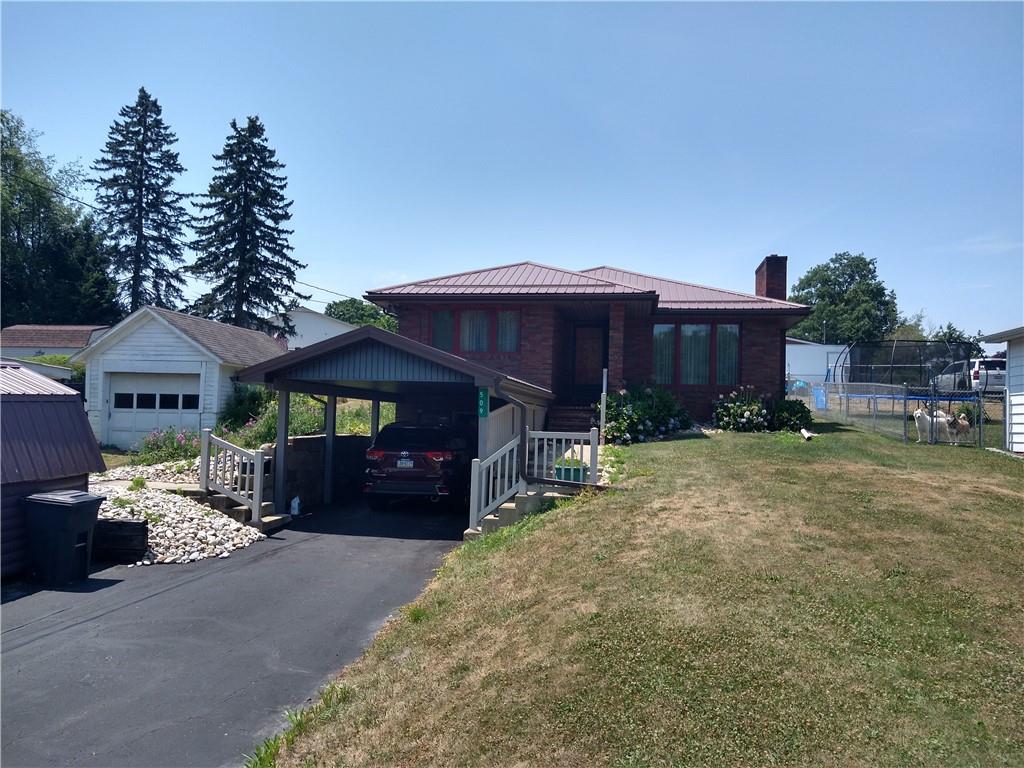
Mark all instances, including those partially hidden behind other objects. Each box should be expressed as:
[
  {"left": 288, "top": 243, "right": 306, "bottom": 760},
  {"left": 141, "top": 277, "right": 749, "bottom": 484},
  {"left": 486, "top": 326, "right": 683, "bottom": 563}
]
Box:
[{"left": 1, "top": 500, "right": 464, "bottom": 768}]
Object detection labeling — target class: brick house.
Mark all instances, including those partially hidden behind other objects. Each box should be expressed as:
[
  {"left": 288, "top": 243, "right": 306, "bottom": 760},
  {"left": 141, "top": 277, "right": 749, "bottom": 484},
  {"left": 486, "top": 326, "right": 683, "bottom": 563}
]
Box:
[{"left": 366, "top": 256, "right": 809, "bottom": 421}]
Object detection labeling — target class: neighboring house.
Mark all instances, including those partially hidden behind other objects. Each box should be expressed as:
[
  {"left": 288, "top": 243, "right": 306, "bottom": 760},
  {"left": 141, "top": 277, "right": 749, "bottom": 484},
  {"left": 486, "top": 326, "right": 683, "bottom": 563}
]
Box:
[
  {"left": 0, "top": 361, "right": 105, "bottom": 580},
  {"left": 365, "top": 256, "right": 809, "bottom": 420},
  {"left": 0, "top": 324, "right": 109, "bottom": 358},
  {"left": 785, "top": 338, "right": 848, "bottom": 384},
  {"left": 71, "top": 307, "right": 287, "bottom": 450},
  {"left": 272, "top": 307, "right": 358, "bottom": 350},
  {"left": 981, "top": 326, "right": 1023, "bottom": 453}
]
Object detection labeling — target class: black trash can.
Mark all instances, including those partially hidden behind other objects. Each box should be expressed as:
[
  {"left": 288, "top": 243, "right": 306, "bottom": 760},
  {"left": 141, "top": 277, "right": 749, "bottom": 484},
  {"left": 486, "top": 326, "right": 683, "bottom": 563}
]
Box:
[{"left": 23, "top": 490, "right": 105, "bottom": 588}]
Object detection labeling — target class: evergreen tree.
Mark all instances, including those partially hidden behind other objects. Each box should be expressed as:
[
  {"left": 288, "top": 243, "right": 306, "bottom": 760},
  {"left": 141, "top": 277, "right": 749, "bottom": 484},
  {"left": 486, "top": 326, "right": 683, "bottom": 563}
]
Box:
[
  {"left": 1, "top": 110, "right": 122, "bottom": 326},
  {"left": 191, "top": 116, "right": 307, "bottom": 333},
  {"left": 92, "top": 87, "right": 189, "bottom": 312}
]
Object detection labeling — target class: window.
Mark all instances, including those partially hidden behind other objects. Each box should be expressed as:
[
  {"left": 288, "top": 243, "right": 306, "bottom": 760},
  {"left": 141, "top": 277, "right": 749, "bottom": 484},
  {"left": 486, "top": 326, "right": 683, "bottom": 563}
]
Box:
[
  {"left": 716, "top": 324, "right": 740, "bottom": 386},
  {"left": 159, "top": 393, "right": 180, "bottom": 409},
  {"left": 679, "top": 325, "right": 710, "bottom": 385},
  {"left": 652, "top": 324, "right": 675, "bottom": 385},
  {"left": 113, "top": 392, "right": 133, "bottom": 409},
  {"left": 982, "top": 360, "right": 1006, "bottom": 371},
  {"left": 181, "top": 394, "right": 200, "bottom": 410},
  {"left": 431, "top": 311, "right": 454, "bottom": 351},
  {"left": 136, "top": 393, "right": 157, "bottom": 409},
  {"left": 497, "top": 311, "right": 519, "bottom": 352},
  {"left": 460, "top": 310, "right": 490, "bottom": 352}
]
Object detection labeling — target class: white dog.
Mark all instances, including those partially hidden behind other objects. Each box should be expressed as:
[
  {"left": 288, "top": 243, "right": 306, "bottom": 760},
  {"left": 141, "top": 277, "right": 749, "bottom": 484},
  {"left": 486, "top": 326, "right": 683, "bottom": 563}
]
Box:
[{"left": 914, "top": 407, "right": 951, "bottom": 443}]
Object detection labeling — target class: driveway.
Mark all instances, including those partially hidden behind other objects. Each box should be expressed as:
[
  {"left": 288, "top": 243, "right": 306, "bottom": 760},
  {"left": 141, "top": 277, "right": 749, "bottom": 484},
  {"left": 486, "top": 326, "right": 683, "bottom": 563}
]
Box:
[{"left": 1, "top": 500, "right": 464, "bottom": 768}]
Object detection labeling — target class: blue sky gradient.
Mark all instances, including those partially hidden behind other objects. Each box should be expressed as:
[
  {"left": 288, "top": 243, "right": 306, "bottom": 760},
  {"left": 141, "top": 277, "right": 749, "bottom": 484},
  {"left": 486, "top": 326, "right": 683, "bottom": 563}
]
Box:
[{"left": 3, "top": 2, "right": 1021, "bottom": 340}]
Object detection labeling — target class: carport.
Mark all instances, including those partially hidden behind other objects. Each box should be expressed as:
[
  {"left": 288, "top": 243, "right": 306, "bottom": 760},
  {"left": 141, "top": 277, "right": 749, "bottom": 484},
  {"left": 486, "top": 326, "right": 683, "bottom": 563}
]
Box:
[{"left": 237, "top": 326, "right": 554, "bottom": 519}]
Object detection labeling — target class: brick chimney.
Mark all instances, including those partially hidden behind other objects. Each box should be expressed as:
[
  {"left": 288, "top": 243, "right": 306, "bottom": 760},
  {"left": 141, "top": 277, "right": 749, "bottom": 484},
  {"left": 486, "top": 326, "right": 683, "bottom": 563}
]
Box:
[{"left": 755, "top": 254, "right": 788, "bottom": 301}]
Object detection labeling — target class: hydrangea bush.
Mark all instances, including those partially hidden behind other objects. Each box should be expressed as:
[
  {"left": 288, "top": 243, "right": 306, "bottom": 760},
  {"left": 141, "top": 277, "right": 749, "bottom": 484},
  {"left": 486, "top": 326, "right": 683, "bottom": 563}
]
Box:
[
  {"left": 598, "top": 386, "right": 693, "bottom": 445},
  {"left": 712, "top": 386, "right": 812, "bottom": 433}
]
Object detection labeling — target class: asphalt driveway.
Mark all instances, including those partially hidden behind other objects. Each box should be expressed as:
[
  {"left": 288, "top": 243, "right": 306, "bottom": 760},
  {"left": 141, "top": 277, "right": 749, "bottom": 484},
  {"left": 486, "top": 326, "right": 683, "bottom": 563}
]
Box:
[{"left": 1, "top": 500, "right": 464, "bottom": 768}]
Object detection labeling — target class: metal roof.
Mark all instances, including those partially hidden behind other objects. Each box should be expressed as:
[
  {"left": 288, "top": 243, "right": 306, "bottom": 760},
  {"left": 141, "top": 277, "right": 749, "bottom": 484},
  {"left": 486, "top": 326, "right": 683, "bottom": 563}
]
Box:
[
  {"left": 365, "top": 261, "right": 807, "bottom": 314},
  {"left": 0, "top": 324, "right": 109, "bottom": 348},
  {"left": 366, "top": 261, "right": 655, "bottom": 298},
  {"left": 0, "top": 363, "right": 105, "bottom": 484},
  {"left": 580, "top": 266, "right": 807, "bottom": 311},
  {"left": 0, "top": 361, "right": 79, "bottom": 396}
]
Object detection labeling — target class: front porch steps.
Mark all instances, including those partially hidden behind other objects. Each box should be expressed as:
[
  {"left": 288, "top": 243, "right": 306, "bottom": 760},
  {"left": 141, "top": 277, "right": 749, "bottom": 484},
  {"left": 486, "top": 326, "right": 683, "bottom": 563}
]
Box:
[
  {"left": 545, "top": 405, "right": 596, "bottom": 433},
  {"left": 466, "top": 484, "right": 579, "bottom": 540},
  {"left": 161, "top": 486, "right": 288, "bottom": 534}
]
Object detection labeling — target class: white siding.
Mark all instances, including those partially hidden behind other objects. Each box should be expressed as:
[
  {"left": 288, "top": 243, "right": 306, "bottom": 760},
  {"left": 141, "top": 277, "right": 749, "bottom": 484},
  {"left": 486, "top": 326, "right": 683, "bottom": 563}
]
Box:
[
  {"left": 1007, "top": 338, "right": 1024, "bottom": 394},
  {"left": 83, "top": 316, "right": 219, "bottom": 446},
  {"left": 282, "top": 310, "right": 355, "bottom": 349}
]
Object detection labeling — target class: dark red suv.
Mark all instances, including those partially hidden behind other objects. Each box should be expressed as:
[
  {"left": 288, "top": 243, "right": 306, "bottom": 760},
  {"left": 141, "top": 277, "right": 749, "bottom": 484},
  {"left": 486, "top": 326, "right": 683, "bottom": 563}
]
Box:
[{"left": 363, "top": 423, "right": 474, "bottom": 510}]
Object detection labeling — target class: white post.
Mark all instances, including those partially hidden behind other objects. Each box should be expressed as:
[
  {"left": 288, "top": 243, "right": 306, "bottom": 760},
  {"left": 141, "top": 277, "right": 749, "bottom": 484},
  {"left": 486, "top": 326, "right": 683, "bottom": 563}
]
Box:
[
  {"left": 200, "top": 428, "right": 211, "bottom": 492},
  {"left": 589, "top": 427, "right": 599, "bottom": 484},
  {"left": 1006, "top": 387, "right": 1011, "bottom": 452},
  {"left": 370, "top": 398, "right": 380, "bottom": 440},
  {"left": 251, "top": 448, "right": 264, "bottom": 524},
  {"left": 324, "top": 395, "right": 336, "bottom": 505},
  {"left": 275, "top": 390, "right": 290, "bottom": 518},
  {"left": 468, "top": 457, "right": 481, "bottom": 530},
  {"left": 599, "top": 368, "right": 608, "bottom": 444}
]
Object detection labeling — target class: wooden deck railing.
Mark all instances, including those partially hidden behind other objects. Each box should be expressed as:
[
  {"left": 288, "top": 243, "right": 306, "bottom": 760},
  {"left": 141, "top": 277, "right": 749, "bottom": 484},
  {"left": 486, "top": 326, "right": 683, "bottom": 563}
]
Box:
[{"left": 199, "top": 429, "right": 268, "bottom": 523}]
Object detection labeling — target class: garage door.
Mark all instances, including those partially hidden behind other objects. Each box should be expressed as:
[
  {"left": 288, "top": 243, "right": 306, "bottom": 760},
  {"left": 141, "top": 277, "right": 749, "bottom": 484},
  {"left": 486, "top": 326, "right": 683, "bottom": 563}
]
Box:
[{"left": 108, "top": 373, "right": 201, "bottom": 450}]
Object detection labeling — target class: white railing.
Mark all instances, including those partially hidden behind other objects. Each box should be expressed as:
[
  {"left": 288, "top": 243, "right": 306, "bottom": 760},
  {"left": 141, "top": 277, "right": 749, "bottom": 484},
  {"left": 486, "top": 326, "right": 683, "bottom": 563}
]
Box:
[
  {"left": 200, "top": 429, "right": 267, "bottom": 524},
  {"left": 468, "top": 435, "right": 523, "bottom": 530},
  {"left": 527, "top": 427, "right": 599, "bottom": 486},
  {"left": 484, "top": 402, "right": 518, "bottom": 458}
]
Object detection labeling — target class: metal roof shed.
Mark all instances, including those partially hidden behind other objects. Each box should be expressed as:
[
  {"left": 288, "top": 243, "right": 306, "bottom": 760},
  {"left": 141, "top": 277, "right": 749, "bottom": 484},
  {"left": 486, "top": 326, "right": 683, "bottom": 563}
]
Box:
[
  {"left": 1, "top": 362, "right": 105, "bottom": 579},
  {"left": 238, "top": 326, "right": 554, "bottom": 515}
]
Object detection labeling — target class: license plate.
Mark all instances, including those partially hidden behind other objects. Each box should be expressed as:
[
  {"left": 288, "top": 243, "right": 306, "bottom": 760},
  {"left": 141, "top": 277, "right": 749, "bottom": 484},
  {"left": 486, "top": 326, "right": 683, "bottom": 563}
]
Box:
[{"left": 396, "top": 459, "right": 414, "bottom": 469}]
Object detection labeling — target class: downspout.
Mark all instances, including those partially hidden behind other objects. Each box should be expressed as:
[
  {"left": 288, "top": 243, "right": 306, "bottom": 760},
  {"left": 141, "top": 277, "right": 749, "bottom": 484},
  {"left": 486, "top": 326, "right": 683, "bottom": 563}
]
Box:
[{"left": 494, "top": 379, "right": 529, "bottom": 482}]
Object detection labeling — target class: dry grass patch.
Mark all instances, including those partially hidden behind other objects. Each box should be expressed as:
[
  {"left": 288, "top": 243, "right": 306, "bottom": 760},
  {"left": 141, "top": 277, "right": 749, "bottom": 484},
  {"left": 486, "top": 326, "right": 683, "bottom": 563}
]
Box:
[{"left": 263, "top": 423, "right": 1023, "bottom": 768}]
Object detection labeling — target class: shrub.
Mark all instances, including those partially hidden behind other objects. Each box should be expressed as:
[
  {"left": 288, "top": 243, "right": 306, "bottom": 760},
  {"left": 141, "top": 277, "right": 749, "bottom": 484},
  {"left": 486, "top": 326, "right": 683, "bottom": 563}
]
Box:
[
  {"left": 137, "top": 427, "right": 201, "bottom": 464},
  {"left": 220, "top": 385, "right": 277, "bottom": 431},
  {"left": 25, "top": 354, "right": 85, "bottom": 381},
  {"left": 771, "top": 399, "right": 813, "bottom": 432},
  {"left": 713, "top": 387, "right": 771, "bottom": 432},
  {"left": 712, "top": 387, "right": 813, "bottom": 433},
  {"left": 954, "top": 401, "right": 989, "bottom": 426},
  {"left": 598, "top": 386, "right": 692, "bottom": 445}
]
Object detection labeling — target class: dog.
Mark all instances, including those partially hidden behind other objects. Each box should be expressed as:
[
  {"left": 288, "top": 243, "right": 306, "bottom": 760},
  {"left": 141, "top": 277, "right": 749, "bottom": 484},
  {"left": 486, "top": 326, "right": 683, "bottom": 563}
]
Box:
[
  {"left": 914, "top": 406, "right": 951, "bottom": 443},
  {"left": 948, "top": 413, "right": 972, "bottom": 445}
]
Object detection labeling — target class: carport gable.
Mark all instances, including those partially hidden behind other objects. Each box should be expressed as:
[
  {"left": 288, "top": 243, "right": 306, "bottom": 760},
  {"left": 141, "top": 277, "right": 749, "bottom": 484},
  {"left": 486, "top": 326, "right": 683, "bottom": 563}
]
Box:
[{"left": 237, "top": 326, "right": 553, "bottom": 402}]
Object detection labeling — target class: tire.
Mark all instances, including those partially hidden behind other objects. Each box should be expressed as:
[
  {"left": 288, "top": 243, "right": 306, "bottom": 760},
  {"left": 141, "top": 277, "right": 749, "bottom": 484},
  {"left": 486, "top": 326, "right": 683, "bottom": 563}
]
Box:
[{"left": 367, "top": 495, "right": 390, "bottom": 511}]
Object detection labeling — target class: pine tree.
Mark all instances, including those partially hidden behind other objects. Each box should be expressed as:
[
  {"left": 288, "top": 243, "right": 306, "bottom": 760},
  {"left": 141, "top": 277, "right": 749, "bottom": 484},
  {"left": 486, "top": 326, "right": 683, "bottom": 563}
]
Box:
[
  {"left": 92, "top": 87, "right": 189, "bottom": 312},
  {"left": 190, "top": 116, "right": 307, "bottom": 334}
]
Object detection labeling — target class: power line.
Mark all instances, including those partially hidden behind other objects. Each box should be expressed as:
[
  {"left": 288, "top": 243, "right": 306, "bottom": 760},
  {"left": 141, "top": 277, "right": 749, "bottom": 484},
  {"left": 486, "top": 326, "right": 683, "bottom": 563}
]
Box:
[{"left": 1, "top": 167, "right": 360, "bottom": 302}]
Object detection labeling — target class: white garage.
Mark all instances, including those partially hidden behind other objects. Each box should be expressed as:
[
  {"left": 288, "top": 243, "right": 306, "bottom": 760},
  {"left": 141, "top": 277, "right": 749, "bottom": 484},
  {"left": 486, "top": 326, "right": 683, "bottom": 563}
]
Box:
[
  {"left": 982, "top": 326, "right": 1024, "bottom": 454},
  {"left": 72, "top": 307, "right": 287, "bottom": 450}
]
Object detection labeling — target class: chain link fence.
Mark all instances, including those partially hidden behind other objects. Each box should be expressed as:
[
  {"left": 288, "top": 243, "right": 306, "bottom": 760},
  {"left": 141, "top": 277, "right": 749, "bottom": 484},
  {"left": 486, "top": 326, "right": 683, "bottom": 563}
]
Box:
[{"left": 792, "top": 382, "right": 1006, "bottom": 449}]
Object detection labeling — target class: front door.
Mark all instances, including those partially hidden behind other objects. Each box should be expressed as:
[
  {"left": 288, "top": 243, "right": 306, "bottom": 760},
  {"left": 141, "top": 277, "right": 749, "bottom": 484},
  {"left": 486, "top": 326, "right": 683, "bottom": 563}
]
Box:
[{"left": 572, "top": 326, "right": 606, "bottom": 403}]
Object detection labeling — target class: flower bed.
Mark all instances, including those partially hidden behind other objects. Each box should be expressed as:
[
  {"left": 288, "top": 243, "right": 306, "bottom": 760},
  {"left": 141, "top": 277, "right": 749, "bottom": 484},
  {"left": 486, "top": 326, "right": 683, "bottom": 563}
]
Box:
[
  {"left": 598, "top": 386, "right": 693, "bottom": 445},
  {"left": 712, "top": 386, "right": 812, "bottom": 433}
]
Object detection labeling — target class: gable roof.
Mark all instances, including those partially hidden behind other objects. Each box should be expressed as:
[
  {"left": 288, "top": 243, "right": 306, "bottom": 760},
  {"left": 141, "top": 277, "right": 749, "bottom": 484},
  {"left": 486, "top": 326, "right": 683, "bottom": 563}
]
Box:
[
  {"left": 73, "top": 307, "right": 287, "bottom": 368},
  {"left": 580, "top": 266, "right": 806, "bottom": 312},
  {"left": 0, "top": 324, "right": 109, "bottom": 349},
  {"left": 238, "top": 325, "right": 554, "bottom": 404},
  {"left": 365, "top": 261, "right": 656, "bottom": 299}
]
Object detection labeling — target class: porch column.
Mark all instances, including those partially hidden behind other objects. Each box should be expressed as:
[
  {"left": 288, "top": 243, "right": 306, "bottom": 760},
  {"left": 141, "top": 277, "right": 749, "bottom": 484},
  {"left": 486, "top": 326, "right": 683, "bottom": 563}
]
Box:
[
  {"left": 323, "top": 395, "right": 336, "bottom": 505},
  {"left": 608, "top": 301, "right": 626, "bottom": 389},
  {"left": 275, "top": 389, "right": 290, "bottom": 517},
  {"left": 370, "top": 398, "right": 381, "bottom": 439}
]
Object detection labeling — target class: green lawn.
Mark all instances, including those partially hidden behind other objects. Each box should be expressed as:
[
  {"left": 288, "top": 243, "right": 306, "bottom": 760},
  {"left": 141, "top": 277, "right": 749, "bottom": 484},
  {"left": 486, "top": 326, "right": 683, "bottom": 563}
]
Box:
[{"left": 264, "top": 422, "right": 1023, "bottom": 768}]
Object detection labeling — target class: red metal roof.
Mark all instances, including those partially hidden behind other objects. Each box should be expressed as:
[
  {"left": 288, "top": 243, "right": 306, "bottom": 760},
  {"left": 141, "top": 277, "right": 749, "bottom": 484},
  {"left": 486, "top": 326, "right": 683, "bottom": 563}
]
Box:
[
  {"left": 0, "top": 324, "right": 108, "bottom": 349},
  {"left": 365, "top": 261, "right": 806, "bottom": 313},
  {"left": 0, "top": 362, "right": 105, "bottom": 484},
  {"left": 579, "top": 266, "right": 805, "bottom": 311},
  {"left": 366, "top": 261, "right": 655, "bottom": 298}
]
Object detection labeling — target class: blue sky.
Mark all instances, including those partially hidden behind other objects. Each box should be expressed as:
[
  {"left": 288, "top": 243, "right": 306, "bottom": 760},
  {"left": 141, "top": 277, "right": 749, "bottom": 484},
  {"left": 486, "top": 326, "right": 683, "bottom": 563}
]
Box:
[{"left": 3, "top": 2, "right": 1022, "bottom": 341}]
